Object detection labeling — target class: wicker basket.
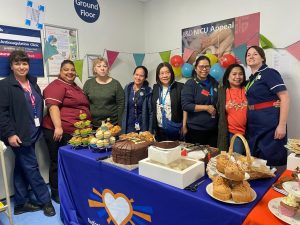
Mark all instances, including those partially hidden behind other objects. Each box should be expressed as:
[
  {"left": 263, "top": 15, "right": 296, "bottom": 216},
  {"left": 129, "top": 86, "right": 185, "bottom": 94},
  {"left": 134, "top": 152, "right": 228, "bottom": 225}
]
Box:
[{"left": 228, "top": 134, "right": 275, "bottom": 180}]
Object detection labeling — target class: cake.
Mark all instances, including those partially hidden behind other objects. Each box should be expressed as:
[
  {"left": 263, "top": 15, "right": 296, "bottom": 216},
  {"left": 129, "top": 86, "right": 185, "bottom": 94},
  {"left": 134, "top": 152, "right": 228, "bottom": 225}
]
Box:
[
  {"left": 152, "top": 141, "right": 180, "bottom": 149},
  {"left": 231, "top": 181, "right": 253, "bottom": 203},
  {"left": 112, "top": 139, "right": 150, "bottom": 165},
  {"left": 279, "top": 194, "right": 298, "bottom": 217}
]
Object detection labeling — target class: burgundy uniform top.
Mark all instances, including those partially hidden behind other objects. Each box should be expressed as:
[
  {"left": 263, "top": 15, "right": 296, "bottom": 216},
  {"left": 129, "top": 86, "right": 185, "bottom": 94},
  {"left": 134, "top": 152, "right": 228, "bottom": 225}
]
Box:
[{"left": 43, "top": 78, "right": 91, "bottom": 134}]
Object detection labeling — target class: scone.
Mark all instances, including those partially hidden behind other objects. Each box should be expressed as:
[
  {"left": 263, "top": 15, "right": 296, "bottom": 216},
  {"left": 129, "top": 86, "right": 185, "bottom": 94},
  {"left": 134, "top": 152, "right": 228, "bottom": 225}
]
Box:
[
  {"left": 224, "top": 161, "right": 245, "bottom": 181},
  {"left": 231, "top": 181, "right": 253, "bottom": 203},
  {"left": 212, "top": 176, "right": 231, "bottom": 201},
  {"left": 216, "top": 154, "right": 229, "bottom": 173}
]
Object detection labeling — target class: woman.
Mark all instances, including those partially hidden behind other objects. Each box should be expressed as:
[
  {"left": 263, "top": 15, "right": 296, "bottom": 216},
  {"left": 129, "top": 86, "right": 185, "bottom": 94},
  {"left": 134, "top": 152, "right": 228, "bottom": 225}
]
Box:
[
  {"left": 122, "top": 66, "right": 152, "bottom": 133},
  {"left": 152, "top": 62, "right": 184, "bottom": 141},
  {"left": 181, "top": 55, "right": 219, "bottom": 147},
  {"left": 217, "top": 64, "right": 247, "bottom": 153},
  {"left": 83, "top": 57, "right": 124, "bottom": 127},
  {"left": 0, "top": 50, "right": 55, "bottom": 216},
  {"left": 245, "top": 46, "right": 289, "bottom": 166},
  {"left": 43, "top": 60, "right": 91, "bottom": 203}
]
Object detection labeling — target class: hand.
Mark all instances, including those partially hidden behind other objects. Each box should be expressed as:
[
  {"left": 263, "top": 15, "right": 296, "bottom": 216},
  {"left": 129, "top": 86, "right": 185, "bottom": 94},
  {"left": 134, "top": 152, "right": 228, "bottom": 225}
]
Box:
[
  {"left": 273, "top": 100, "right": 281, "bottom": 108},
  {"left": 181, "top": 125, "right": 188, "bottom": 137},
  {"left": 206, "top": 105, "right": 216, "bottom": 116},
  {"left": 53, "top": 127, "right": 63, "bottom": 142},
  {"left": 8, "top": 135, "right": 22, "bottom": 147},
  {"left": 274, "top": 124, "right": 286, "bottom": 139}
]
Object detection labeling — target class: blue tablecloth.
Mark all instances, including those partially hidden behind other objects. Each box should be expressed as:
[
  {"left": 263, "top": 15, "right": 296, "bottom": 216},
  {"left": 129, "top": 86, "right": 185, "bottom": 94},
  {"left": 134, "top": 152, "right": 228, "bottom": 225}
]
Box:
[{"left": 58, "top": 146, "right": 280, "bottom": 225}]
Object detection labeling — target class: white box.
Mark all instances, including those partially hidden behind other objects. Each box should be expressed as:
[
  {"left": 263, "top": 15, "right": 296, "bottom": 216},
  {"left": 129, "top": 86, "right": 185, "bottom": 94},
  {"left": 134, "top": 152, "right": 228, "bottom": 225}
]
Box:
[
  {"left": 148, "top": 145, "right": 181, "bottom": 165},
  {"left": 287, "top": 153, "right": 300, "bottom": 170},
  {"left": 139, "top": 157, "right": 205, "bottom": 189}
]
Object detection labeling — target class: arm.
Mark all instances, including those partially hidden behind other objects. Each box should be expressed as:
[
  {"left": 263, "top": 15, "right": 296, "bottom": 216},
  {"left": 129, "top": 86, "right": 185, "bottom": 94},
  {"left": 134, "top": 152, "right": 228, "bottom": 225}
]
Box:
[
  {"left": 48, "top": 105, "right": 63, "bottom": 142},
  {"left": 274, "top": 90, "right": 289, "bottom": 139},
  {"left": 181, "top": 111, "right": 188, "bottom": 136}
]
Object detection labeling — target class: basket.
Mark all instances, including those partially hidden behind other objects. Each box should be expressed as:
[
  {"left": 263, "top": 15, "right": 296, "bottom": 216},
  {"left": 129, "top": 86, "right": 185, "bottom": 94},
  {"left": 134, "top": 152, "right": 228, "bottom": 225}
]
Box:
[{"left": 228, "top": 134, "right": 275, "bottom": 180}]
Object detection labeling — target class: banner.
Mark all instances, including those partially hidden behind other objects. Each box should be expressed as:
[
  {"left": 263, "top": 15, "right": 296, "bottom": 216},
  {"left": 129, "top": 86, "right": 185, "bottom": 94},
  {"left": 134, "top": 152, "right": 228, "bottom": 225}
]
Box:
[
  {"left": 0, "top": 24, "right": 43, "bottom": 77},
  {"left": 181, "top": 12, "right": 260, "bottom": 64}
]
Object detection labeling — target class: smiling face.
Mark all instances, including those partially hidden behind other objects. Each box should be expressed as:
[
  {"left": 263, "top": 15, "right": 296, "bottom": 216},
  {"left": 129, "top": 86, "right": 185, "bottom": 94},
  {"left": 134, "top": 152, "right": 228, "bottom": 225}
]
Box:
[
  {"left": 159, "top": 66, "right": 171, "bottom": 86},
  {"left": 60, "top": 63, "right": 76, "bottom": 84},
  {"left": 246, "top": 47, "right": 264, "bottom": 69},
  {"left": 133, "top": 68, "right": 146, "bottom": 86},
  {"left": 195, "top": 59, "right": 210, "bottom": 80},
  {"left": 94, "top": 61, "right": 109, "bottom": 78},
  {"left": 228, "top": 67, "right": 244, "bottom": 88},
  {"left": 11, "top": 61, "right": 29, "bottom": 79}
]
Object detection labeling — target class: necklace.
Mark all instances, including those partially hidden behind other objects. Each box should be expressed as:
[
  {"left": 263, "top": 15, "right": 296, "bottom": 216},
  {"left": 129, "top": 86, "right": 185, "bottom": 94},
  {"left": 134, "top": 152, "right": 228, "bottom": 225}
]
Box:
[{"left": 227, "top": 88, "right": 248, "bottom": 111}]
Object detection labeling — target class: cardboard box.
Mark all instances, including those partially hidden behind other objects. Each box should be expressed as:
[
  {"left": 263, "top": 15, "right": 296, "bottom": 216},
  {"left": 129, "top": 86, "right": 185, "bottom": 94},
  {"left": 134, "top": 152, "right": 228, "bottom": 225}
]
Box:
[
  {"left": 148, "top": 145, "right": 181, "bottom": 165},
  {"left": 139, "top": 157, "right": 205, "bottom": 189},
  {"left": 287, "top": 153, "right": 300, "bottom": 170}
]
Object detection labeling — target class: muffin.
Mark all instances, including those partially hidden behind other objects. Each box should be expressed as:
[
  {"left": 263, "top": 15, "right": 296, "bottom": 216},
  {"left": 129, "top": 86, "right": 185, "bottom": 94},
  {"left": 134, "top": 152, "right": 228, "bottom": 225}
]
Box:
[
  {"left": 216, "top": 154, "right": 229, "bottom": 173},
  {"left": 224, "top": 160, "right": 245, "bottom": 181},
  {"left": 231, "top": 181, "right": 253, "bottom": 203},
  {"left": 212, "top": 176, "right": 231, "bottom": 201},
  {"left": 279, "top": 194, "right": 298, "bottom": 217}
]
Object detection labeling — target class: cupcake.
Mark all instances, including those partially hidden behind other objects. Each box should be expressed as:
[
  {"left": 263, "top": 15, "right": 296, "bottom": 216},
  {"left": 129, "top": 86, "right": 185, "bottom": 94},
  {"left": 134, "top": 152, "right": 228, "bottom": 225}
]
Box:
[
  {"left": 96, "top": 140, "right": 104, "bottom": 148},
  {"left": 104, "top": 131, "right": 111, "bottom": 139},
  {"left": 279, "top": 194, "right": 298, "bottom": 217},
  {"left": 96, "top": 131, "right": 104, "bottom": 139}
]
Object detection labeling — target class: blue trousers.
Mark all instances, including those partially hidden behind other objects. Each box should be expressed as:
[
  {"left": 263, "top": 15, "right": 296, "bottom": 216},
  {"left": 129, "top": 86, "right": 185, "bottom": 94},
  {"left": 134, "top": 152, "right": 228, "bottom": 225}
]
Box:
[{"left": 12, "top": 144, "right": 50, "bottom": 205}]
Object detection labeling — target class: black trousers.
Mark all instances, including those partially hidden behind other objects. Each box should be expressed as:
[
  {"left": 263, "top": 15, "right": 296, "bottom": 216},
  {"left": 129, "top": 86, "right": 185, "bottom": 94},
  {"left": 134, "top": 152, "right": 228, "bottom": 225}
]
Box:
[
  {"left": 43, "top": 128, "right": 72, "bottom": 195},
  {"left": 185, "top": 127, "right": 218, "bottom": 147}
]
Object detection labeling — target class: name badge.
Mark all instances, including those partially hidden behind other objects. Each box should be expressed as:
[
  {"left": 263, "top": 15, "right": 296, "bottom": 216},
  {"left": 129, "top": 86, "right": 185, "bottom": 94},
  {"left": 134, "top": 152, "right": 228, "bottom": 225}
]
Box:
[
  {"left": 201, "top": 89, "right": 209, "bottom": 96},
  {"left": 34, "top": 117, "right": 40, "bottom": 127},
  {"left": 135, "top": 122, "right": 140, "bottom": 131}
]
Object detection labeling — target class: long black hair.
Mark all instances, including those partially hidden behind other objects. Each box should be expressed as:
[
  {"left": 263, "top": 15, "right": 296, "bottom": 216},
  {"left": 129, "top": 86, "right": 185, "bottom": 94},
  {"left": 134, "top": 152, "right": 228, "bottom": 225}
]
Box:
[{"left": 222, "top": 63, "right": 246, "bottom": 88}]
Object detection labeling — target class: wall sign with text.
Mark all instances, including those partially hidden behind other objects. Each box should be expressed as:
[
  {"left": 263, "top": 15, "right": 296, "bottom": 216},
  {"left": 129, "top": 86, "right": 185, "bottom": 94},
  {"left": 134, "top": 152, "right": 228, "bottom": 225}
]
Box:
[{"left": 74, "top": 0, "right": 100, "bottom": 23}]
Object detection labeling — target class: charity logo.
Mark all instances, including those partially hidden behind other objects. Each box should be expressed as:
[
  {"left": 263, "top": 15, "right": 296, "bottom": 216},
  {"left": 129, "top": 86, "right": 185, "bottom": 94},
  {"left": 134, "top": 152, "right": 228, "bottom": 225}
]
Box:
[{"left": 88, "top": 188, "right": 153, "bottom": 225}]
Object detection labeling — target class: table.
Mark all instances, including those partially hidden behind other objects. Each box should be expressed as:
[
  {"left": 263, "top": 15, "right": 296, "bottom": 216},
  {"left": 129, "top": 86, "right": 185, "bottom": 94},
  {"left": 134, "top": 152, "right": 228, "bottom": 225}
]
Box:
[{"left": 58, "top": 146, "right": 280, "bottom": 225}]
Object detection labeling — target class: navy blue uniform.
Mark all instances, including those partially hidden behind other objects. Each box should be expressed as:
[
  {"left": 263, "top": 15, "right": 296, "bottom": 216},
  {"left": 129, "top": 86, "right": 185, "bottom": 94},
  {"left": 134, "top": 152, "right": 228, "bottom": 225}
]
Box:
[{"left": 246, "top": 64, "right": 287, "bottom": 166}]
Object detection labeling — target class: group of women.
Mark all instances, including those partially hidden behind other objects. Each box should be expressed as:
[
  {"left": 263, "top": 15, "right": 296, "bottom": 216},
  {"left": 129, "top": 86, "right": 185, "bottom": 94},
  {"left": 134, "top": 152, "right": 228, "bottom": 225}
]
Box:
[{"left": 0, "top": 45, "right": 289, "bottom": 217}]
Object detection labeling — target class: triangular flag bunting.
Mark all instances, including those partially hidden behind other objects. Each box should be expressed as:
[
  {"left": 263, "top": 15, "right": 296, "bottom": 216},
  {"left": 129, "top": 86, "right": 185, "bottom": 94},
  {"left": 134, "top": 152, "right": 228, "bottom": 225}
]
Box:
[
  {"left": 260, "top": 34, "right": 274, "bottom": 49},
  {"left": 232, "top": 44, "right": 247, "bottom": 65},
  {"left": 133, "top": 53, "right": 145, "bottom": 66},
  {"left": 286, "top": 41, "right": 300, "bottom": 61},
  {"left": 182, "top": 48, "right": 194, "bottom": 62},
  {"left": 106, "top": 50, "right": 119, "bottom": 67},
  {"left": 43, "top": 40, "right": 58, "bottom": 62},
  {"left": 159, "top": 50, "right": 171, "bottom": 63},
  {"left": 74, "top": 59, "right": 84, "bottom": 82}
]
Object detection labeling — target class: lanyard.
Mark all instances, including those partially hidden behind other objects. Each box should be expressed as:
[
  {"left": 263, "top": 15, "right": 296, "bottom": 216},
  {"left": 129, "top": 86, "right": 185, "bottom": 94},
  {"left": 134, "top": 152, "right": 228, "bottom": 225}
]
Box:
[
  {"left": 245, "top": 73, "right": 260, "bottom": 94},
  {"left": 132, "top": 87, "right": 143, "bottom": 121},
  {"left": 17, "top": 80, "right": 37, "bottom": 117},
  {"left": 159, "top": 86, "right": 170, "bottom": 108}
]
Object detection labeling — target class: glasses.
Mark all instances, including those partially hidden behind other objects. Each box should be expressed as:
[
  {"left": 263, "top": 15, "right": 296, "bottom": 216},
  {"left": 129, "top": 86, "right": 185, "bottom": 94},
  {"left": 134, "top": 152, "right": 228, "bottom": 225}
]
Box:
[{"left": 197, "top": 65, "right": 210, "bottom": 70}]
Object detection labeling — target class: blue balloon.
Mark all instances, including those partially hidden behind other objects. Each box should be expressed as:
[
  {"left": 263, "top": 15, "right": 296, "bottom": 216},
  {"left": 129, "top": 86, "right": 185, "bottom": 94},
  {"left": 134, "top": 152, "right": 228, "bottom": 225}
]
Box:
[
  {"left": 210, "top": 63, "right": 224, "bottom": 81},
  {"left": 181, "top": 63, "right": 193, "bottom": 78}
]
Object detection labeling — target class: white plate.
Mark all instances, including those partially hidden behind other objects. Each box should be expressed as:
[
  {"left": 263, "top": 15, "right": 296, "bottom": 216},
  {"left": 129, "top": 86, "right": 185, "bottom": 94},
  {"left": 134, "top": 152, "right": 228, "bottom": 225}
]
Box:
[
  {"left": 283, "top": 182, "right": 300, "bottom": 198},
  {"left": 206, "top": 183, "right": 256, "bottom": 204},
  {"left": 268, "top": 197, "right": 300, "bottom": 225}
]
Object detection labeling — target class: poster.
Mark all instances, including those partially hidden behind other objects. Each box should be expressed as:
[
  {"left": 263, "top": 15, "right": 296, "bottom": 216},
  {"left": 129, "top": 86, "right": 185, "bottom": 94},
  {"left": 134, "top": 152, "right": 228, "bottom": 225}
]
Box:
[
  {"left": 0, "top": 24, "right": 43, "bottom": 77},
  {"left": 44, "top": 24, "right": 79, "bottom": 76},
  {"left": 182, "top": 12, "right": 260, "bottom": 64}
]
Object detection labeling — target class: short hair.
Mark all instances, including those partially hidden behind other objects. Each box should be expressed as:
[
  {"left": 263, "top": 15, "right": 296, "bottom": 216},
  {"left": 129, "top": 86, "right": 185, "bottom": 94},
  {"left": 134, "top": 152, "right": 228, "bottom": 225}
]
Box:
[
  {"left": 92, "top": 57, "right": 109, "bottom": 75},
  {"left": 222, "top": 64, "right": 246, "bottom": 88},
  {"left": 9, "top": 50, "right": 29, "bottom": 66},
  {"left": 192, "top": 55, "right": 211, "bottom": 78},
  {"left": 245, "top": 45, "right": 266, "bottom": 65},
  {"left": 133, "top": 66, "right": 148, "bottom": 79},
  {"left": 155, "top": 62, "right": 175, "bottom": 85},
  {"left": 60, "top": 59, "right": 75, "bottom": 71}
]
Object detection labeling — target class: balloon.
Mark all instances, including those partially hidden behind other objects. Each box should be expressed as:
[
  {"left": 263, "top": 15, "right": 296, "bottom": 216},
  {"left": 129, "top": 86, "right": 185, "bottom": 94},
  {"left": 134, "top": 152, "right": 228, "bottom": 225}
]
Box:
[
  {"left": 219, "top": 54, "right": 236, "bottom": 68},
  {"left": 181, "top": 63, "right": 193, "bottom": 78},
  {"left": 205, "top": 53, "right": 218, "bottom": 66},
  {"left": 170, "top": 55, "right": 184, "bottom": 67},
  {"left": 172, "top": 66, "right": 181, "bottom": 77},
  {"left": 210, "top": 63, "right": 224, "bottom": 81}
]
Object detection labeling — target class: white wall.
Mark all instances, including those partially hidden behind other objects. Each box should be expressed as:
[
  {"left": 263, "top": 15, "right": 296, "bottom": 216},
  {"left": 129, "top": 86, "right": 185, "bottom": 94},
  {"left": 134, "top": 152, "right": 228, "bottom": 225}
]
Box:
[{"left": 0, "top": 0, "right": 299, "bottom": 199}]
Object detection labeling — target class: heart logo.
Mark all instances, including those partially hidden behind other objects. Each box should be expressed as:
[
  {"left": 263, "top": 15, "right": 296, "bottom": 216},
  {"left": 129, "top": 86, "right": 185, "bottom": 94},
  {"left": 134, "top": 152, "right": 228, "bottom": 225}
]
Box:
[{"left": 102, "top": 189, "right": 133, "bottom": 225}]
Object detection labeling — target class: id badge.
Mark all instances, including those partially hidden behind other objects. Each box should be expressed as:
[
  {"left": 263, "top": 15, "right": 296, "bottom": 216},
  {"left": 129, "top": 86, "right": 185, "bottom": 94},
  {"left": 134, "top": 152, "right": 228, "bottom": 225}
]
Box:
[
  {"left": 135, "top": 122, "right": 140, "bottom": 131},
  {"left": 201, "top": 89, "right": 209, "bottom": 96},
  {"left": 34, "top": 117, "right": 40, "bottom": 127}
]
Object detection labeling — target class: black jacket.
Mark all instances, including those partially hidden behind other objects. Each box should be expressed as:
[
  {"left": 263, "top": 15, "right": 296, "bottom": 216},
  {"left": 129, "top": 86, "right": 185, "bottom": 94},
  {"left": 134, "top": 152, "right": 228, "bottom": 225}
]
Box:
[
  {"left": 152, "top": 81, "right": 184, "bottom": 131},
  {"left": 0, "top": 73, "right": 43, "bottom": 146}
]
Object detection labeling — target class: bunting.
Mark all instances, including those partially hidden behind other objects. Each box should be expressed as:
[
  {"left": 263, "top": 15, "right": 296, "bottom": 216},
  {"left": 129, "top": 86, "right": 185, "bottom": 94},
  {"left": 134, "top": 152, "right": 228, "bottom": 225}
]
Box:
[
  {"left": 133, "top": 53, "right": 145, "bottom": 66},
  {"left": 43, "top": 40, "right": 58, "bottom": 62},
  {"left": 182, "top": 48, "right": 194, "bottom": 62},
  {"left": 159, "top": 50, "right": 171, "bottom": 63},
  {"left": 74, "top": 59, "right": 84, "bottom": 82},
  {"left": 286, "top": 41, "right": 300, "bottom": 61},
  {"left": 232, "top": 44, "right": 247, "bottom": 65},
  {"left": 106, "top": 50, "right": 119, "bottom": 67}
]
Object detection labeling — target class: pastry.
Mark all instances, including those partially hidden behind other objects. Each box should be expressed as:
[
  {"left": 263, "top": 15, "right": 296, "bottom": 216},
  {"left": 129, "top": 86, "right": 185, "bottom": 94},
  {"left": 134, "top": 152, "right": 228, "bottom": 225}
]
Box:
[
  {"left": 279, "top": 194, "right": 298, "bottom": 217},
  {"left": 216, "top": 153, "right": 229, "bottom": 173},
  {"left": 212, "top": 176, "right": 231, "bottom": 201},
  {"left": 231, "top": 181, "right": 253, "bottom": 203},
  {"left": 224, "top": 160, "right": 245, "bottom": 181}
]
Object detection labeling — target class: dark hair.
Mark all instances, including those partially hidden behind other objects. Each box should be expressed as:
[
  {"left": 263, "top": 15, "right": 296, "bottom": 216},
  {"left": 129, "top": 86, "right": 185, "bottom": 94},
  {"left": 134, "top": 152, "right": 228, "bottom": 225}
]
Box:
[
  {"left": 156, "top": 62, "right": 175, "bottom": 85},
  {"left": 245, "top": 45, "right": 266, "bottom": 65},
  {"left": 192, "top": 55, "right": 211, "bottom": 78},
  {"left": 222, "top": 64, "right": 246, "bottom": 88},
  {"left": 60, "top": 59, "right": 75, "bottom": 71},
  {"left": 9, "top": 50, "right": 30, "bottom": 66},
  {"left": 133, "top": 66, "right": 148, "bottom": 79}
]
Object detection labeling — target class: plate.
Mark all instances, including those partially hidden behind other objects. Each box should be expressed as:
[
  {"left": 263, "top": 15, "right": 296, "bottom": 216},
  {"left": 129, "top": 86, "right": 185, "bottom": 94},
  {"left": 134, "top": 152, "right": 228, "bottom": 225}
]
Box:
[
  {"left": 268, "top": 197, "right": 300, "bottom": 225},
  {"left": 283, "top": 182, "right": 300, "bottom": 198},
  {"left": 206, "top": 183, "right": 256, "bottom": 204}
]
